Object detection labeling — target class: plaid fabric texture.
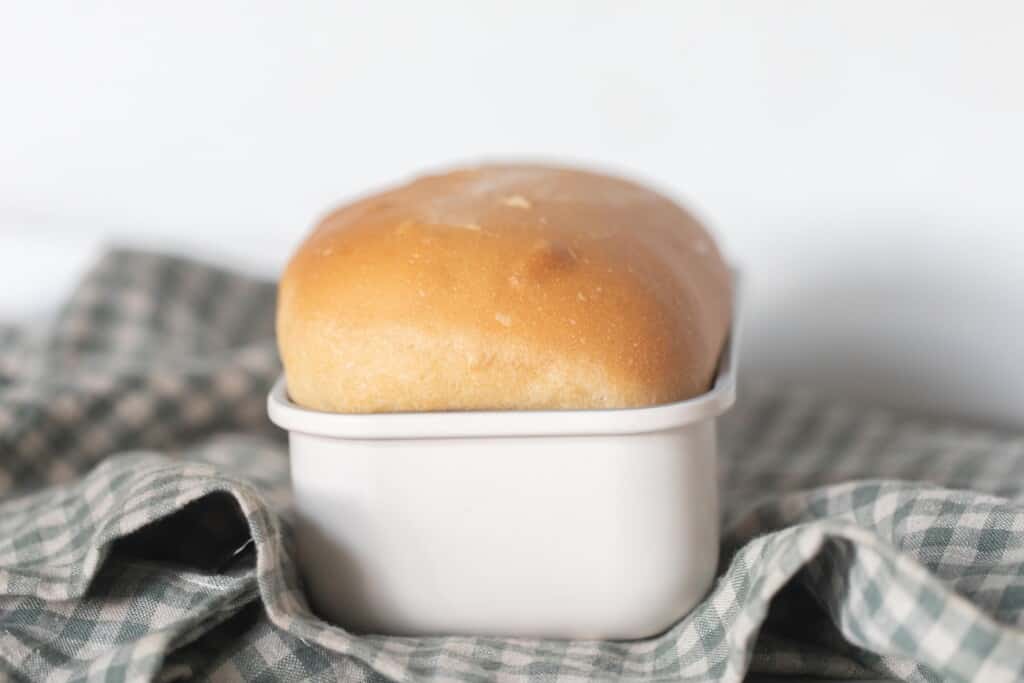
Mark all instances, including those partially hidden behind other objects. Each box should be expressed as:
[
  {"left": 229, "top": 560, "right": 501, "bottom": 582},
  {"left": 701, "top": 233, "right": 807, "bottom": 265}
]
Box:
[{"left": 1, "top": 249, "right": 1023, "bottom": 682}]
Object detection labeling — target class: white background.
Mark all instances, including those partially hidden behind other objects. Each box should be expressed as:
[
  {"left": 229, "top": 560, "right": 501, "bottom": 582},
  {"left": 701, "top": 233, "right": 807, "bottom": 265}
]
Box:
[{"left": 2, "top": 2, "right": 1023, "bottom": 428}]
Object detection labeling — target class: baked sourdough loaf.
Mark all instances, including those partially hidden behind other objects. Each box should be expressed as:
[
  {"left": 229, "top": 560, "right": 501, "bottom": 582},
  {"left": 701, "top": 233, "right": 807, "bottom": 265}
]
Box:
[{"left": 277, "top": 164, "right": 732, "bottom": 413}]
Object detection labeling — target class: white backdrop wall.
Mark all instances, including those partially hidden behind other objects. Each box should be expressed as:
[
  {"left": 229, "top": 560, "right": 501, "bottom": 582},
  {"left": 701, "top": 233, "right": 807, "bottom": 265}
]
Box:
[{"left": 2, "top": 2, "right": 1023, "bottom": 427}]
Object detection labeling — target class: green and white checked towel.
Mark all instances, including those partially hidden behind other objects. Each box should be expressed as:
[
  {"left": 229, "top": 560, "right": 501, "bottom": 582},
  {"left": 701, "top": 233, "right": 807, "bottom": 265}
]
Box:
[{"left": 1, "top": 249, "right": 1023, "bottom": 682}]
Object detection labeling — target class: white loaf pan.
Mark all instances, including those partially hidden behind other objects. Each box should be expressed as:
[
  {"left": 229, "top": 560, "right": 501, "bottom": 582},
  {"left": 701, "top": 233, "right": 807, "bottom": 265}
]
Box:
[{"left": 268, "top": 300, "right": 739, "bottom": 640}]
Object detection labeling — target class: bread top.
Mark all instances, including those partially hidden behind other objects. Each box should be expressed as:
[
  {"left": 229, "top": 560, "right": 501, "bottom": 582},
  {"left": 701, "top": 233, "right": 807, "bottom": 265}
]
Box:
[{"left": 277, "top": 164, "right": 732, "bottom": 413}]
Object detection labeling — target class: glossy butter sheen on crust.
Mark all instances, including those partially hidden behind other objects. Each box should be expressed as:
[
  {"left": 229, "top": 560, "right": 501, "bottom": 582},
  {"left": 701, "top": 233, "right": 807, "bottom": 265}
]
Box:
[{"left": 277, "top": 164, "right": 732, "bottom": 413}]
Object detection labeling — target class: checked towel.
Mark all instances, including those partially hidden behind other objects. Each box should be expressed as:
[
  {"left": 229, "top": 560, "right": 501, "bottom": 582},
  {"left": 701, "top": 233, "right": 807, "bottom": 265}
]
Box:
[{"left": 1, "top": 249, "right": 1023, "bottom": 682}]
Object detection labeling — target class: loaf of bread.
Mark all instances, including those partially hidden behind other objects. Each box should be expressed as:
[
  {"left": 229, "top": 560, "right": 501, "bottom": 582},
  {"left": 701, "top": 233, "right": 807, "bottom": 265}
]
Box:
[{"left": 277, "top": 164, "right": 732, "bottom": 413}]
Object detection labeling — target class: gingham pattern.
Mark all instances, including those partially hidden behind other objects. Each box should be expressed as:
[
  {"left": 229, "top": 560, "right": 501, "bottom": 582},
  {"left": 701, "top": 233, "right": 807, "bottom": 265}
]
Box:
[{"left": 1, "top": 250, "right": 1023, "bottom": 682}]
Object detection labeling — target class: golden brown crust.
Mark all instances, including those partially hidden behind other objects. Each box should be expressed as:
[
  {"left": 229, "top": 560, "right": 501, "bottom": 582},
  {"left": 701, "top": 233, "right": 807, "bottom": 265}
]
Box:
[{"left": 277, "top": 164, "right": 732, "bottom": 413}]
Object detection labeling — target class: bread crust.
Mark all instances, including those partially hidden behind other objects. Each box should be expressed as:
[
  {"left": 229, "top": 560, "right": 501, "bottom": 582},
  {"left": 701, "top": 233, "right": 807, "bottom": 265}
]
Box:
[{"left": 278, "top": 164, "right": 732, "bottom": 413}]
